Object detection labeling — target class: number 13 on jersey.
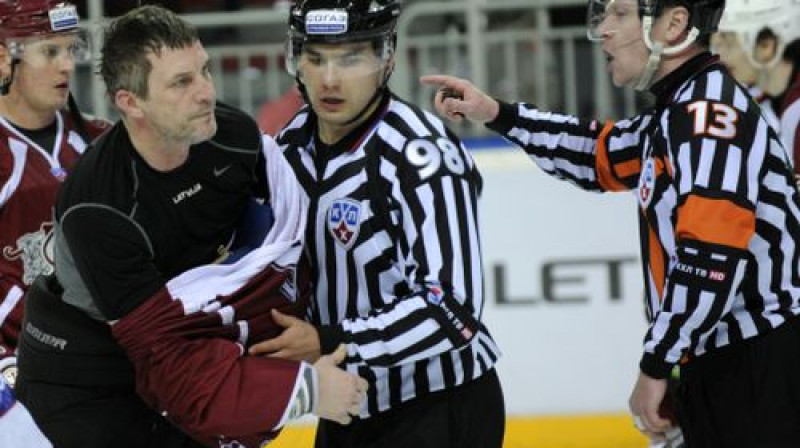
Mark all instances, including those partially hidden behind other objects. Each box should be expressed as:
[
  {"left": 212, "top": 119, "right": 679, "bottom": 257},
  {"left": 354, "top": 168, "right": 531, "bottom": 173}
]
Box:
[{"left": 687, "top": 100, "right": 739, "bottom": 140}]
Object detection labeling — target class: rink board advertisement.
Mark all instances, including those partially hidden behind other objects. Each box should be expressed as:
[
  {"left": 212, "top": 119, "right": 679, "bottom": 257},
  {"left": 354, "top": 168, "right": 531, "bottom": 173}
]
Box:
[{"left": 471, "top": 141, "right": 647, "bottom": 417}]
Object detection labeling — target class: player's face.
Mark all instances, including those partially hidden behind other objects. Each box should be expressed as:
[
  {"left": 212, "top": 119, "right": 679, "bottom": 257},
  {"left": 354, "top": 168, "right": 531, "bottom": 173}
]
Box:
[
  {"left": 138, "top": 41, "right": 217, "bottom": 146},
  {"left": 712, "top": 32, "right": 759, "bottom": 85},
  {"left": 8, "top": 33, "right": 82, "bottom": 116},
  {"left": 298, "top": 41, "right": 387, "bottom": 143},
  {"left": 596, "top": 0, "right": 651, "bottom": 87}
]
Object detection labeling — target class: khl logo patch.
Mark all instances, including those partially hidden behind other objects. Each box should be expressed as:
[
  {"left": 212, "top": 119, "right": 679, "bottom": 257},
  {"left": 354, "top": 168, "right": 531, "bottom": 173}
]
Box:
[
  {"left": 328, "top": 198, "right": 362, "bottom": 249},
  {"left": 638, "top": 157, "right": 656, "bottom": 208}
]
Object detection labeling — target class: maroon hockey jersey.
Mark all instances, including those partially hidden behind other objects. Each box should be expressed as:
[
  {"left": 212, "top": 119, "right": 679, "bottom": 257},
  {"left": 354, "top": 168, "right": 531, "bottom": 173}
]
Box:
[
  {"left": 776, "top": 75, "right": 800, "bottom": 178},
  {"left": 0, "top": 111, "right": 108, "bottom": 367}
]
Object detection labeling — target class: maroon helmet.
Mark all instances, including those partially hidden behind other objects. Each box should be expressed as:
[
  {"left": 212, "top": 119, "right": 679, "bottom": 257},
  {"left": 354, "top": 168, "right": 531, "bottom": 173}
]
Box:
[
  {"left": 0, "top": 0, "right": 86, "bottom": 95},
  {"left": 0, "top": 0, "right": 80, "bottom": 41}
]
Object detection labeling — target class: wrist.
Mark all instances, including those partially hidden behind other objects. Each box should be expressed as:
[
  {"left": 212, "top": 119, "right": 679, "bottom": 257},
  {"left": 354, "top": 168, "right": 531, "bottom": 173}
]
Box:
[
  {"left": 485, "top": 99, "right": 520, "bottom": 133},
  {"left": 286, "top": 362, "right": 318, "bottom": 421},
  {"left": 0, "top": 356, "right": 17, "bottom": 388},
  {"left": 317, "top": 325, "right": 344, "bottom": 356},
  {"left": 639, "top": 352, "right": 673, "bottom": 379}
]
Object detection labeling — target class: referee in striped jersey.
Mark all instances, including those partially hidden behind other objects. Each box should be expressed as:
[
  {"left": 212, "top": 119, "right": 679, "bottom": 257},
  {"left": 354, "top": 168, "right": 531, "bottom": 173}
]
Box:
[
  {"left": 250, "top": 1, "right": 505, "bottom": 447},
  {"left": 425, "top": 0, "right": 800, "bottom": 447}
]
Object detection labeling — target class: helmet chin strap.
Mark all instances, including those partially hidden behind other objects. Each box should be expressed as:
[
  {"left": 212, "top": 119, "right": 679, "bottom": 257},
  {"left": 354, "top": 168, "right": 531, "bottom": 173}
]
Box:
[
  {"left": 0, "top": 60, "right": 20, "bottom": 96},
  {"left": 633, "top": 15, "right": 700, "bottom": 91}
]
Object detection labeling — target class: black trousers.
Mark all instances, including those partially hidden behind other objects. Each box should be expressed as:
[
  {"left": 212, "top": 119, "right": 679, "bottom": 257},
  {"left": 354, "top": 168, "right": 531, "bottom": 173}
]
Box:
[
  {"left": 15, "top": 275, "right": 203, "bottom": 448},
  {"left": 15, "top": 378, "right": 203, "bottom": 448},
  {"left": 673, "top": 316, "right": 800, "bottom": 448},
  {"left": 315, "top": 368, "right": 505, "bottom": 448}
]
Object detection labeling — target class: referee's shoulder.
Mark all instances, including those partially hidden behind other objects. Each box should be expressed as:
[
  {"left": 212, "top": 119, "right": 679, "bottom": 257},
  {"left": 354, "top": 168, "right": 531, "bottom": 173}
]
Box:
[{"left": 274, "top": 106, "right": 313, "bottom": 153}]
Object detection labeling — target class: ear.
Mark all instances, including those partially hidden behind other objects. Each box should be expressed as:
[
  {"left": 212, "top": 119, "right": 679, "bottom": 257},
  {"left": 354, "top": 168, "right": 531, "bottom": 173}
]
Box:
[
  {"left": 0, "top": 45, "right": 12, "bottom": 81},
  {"left": 662, "top": 6, "right": 691, "bottom": 45},
  {"left": 114, "top": 89, "right": 144, "bottom": 119},
  {"left": 386, "top": 51, "right": 396, "bottom": 74}
]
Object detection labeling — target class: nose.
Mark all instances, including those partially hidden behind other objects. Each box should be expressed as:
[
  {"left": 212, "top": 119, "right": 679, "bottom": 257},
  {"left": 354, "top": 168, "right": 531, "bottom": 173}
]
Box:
[
  {"left": 596, "top": 13, "right": 618, "bottom": 40},
  {"left": 57, "top": 52, "right": 77, "bottom": 74},
  {"left": 195, "top": 74, "right": 216, "bottom": 104},
  {"left": 321, "top": 60, "right": 341, "bottom": 87}
]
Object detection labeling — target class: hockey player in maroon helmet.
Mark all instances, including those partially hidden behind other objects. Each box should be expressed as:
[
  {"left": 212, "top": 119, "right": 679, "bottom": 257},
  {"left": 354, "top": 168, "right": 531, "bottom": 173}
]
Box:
[{"left": 0, "top": 0, "right": 108, "bottom": 388}]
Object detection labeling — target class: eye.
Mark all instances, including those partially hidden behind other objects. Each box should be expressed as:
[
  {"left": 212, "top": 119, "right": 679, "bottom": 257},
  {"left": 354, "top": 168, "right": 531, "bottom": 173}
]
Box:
[
  {"left": 340, "top": 53, "right": 362, "bottom": 66},
  {"left": 40, "top": 45, "right": 61, "bottom": 59},
  {"left": 68, "top": 41, "right": 87, "bottom": 56},
  {"left": 305, "top": 53, "right": 322, "bottom": 65},
  {"left": 172, "top": 76, "right": 192, "bottom": 88}
]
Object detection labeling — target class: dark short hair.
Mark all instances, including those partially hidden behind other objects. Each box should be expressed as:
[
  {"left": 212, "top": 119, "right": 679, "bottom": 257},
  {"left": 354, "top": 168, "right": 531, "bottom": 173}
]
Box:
[
  {"left": 782, "top": 39, "right": 800, "bottom": 88},
  {"left": 100, "top": 5, "right": 198, "bottom": 101},
  {"left": 756, "top": 27, "right": 778, "bottom": 46}
]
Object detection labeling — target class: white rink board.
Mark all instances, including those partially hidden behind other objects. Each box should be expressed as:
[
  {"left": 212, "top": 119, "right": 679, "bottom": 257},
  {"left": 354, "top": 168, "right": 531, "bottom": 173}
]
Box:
[{"left": 472, "top": 145, "right": 648, "bottom": 416}]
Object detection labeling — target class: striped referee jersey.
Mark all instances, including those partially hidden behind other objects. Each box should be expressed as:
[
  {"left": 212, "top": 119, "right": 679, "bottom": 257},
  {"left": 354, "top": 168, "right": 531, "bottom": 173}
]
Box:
[
  {"left": 278, "top": 93, "right": 501, "bottom": 417},
  {"left": 486, "top": 52, "right": 800, "bottom": 379}
]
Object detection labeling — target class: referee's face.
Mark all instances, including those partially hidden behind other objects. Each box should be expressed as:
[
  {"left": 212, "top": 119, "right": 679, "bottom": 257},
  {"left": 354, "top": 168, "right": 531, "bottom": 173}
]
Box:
[
  {"left": 596, "top": 0, "right": 650, "bottom": 87},
  {"left": 298, "top": 41, "right": 387, "bottom": 143}
]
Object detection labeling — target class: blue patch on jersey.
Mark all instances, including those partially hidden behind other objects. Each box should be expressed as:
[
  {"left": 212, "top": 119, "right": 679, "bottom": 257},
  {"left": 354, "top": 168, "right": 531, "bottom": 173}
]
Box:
[
  {"left": 638, "top": 157, "right": 656, "bottom": 208},
  {"left": 223, "top": 199, "right": 275, "bottom": 265},
  {"left": 427, "top": 285, "right": 444, "bottom": 305},
  {"left": 0, "top": 380, "right": 16, "bottom": 416},
  {"left": 328, "top": 199, "right": 361, "bottom": 249}
]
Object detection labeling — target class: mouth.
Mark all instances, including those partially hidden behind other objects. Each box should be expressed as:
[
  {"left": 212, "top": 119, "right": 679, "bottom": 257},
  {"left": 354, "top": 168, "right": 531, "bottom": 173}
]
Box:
[
  {"left": 192, "top": 110, "right": 214, "bottom": 120},
  {"left": 55, "top": 82, "right": 70, "bottom": 90},
  {"left": 320, "top": 97, "right": 344, "bottom": 107}
]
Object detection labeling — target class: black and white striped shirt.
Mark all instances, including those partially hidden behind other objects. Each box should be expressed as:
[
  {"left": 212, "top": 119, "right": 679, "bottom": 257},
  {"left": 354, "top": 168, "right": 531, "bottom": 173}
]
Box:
[
  {"left": 487, "top": 52, "right": 800, "bottom": 379},
  {"left": 278, "top": 93, "right": 501, "bottom": 417}
]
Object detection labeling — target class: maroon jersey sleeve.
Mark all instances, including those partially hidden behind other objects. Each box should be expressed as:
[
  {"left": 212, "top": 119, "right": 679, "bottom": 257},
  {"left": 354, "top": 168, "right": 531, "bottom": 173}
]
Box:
[{"left": 111, "top": 262, "right": 311, "bottom": 447}]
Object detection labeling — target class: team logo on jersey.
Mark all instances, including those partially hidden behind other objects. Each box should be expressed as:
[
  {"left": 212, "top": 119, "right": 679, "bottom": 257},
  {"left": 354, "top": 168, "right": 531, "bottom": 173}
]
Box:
[
  {"left": 638, "top": 158, "right": 656, "bottom": 208},
  {"left": 328, "top": 199, "right": 362, "bottom": 249},
  {"left": 2, "top": 222, "right": 55, "bottom": 285},
  {"left": 427, "top": 285, "right": 444, "bottom": 305},
  {"left": 425, "top": 283, "right": 475, "bottom": 341}
]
